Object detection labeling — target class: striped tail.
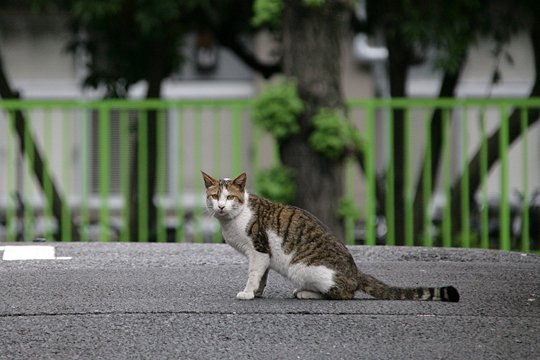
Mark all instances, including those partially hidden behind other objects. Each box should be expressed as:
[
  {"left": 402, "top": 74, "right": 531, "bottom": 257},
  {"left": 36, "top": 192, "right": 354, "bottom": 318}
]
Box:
[{"left": 357, "top": 271, "right": 460, "bottom": 302}]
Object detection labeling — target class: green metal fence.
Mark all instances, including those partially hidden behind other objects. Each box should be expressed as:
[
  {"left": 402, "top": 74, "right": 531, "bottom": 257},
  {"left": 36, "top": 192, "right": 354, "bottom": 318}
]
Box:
[{"left": 0, "top": 98, "right": 538, "bottom": 251}]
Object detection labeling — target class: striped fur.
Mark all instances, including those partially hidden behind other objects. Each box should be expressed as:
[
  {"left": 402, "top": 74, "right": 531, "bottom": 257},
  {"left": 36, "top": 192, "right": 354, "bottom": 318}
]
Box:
[{"left": 202, "top": 171, "right": 460, "bottom": 302}]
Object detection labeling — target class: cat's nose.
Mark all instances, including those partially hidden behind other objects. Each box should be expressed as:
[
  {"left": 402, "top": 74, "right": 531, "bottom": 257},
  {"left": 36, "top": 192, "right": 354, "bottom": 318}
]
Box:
[{"left": 218, "top": 204, "right": 225, "bottom": 210}]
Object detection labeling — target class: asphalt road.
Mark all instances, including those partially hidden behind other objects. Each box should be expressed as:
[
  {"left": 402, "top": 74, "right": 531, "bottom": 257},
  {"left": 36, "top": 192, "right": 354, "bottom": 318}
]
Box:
[{"left": 0, "top": 243, "right": 538, "bottom": 360}]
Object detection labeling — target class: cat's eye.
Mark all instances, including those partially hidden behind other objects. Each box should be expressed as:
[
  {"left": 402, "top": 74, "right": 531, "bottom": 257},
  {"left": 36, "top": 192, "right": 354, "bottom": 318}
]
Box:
[
  {"left": 208, "top": 194, "right": 218, "bottom": 200},
  {"left": 227, "top": 195, "right": 235, "bottom": 200}
]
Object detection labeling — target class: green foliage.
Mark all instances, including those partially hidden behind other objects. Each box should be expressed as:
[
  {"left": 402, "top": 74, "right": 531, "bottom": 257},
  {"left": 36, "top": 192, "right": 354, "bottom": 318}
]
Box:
[
  {"left": 337, "top": 197, "right": 362, "bottom": 222},
  {"left": 256, "top": 166, "right": 295, "bottom": 204},
  {"left": 252, "top": 0, "right": 324, "bottom": 27},
  {"left": 309, "top": 109, "right": 364, "bottom": 160},
  {"left": 252, "top": 0, "right": 283, "bottom": 27},
  {"left": 303, "top": 0, "right": 325, "bottom": 7},
  {"left": 62, "top": 0, "right": 190, "bottom": 97},
  {"left": 252, "top": 78, "right": 303, "bottom": 141},
  {"left": 60, "top": 0, "right": 255, "bottom": 98}
]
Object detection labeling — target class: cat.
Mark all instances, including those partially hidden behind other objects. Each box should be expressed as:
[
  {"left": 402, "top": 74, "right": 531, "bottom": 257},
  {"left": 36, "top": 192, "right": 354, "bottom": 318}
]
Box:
[{"left": 202, "top": 171, "right": 459, "bottom": 302}]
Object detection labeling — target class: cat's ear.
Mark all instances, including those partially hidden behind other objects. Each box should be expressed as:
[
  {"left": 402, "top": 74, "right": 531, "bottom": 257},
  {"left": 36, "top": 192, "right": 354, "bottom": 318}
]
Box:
[
  {"left": 232, "top": 172, "right": 247, "bottom": 192},
  {"left": 201, "top": 171, "right": 217, "bottom": 189}
]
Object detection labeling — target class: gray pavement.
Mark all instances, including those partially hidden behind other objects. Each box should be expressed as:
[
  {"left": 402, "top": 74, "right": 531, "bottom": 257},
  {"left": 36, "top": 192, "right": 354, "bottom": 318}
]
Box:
[{"left": 0, "top": 243, "right": 538, "bottom": 359}]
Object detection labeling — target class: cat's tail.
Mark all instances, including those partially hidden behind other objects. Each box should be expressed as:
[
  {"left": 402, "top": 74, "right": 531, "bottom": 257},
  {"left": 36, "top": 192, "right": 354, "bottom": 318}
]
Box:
[{"left": 356, "top": 271, "right": 460, "bottom": 302}]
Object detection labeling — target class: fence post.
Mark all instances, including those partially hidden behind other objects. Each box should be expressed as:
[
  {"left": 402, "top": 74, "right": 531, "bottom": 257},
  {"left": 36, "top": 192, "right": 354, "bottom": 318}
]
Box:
[
  {"left": 231, "top": 106, "right": 243, "bottom": 176},
  {"left": 499, "top": 108, "right": 510, "bottom": 250},
  {"left": 138, "top": 109, "right": 149, "bottom": 242},
  {"left": 520, "top": 108, "right": 530, "bottom": 252},
  {"left": 422, "top": 112, "right": 433, "bottom": 247},
  {"left": 479, "top": 111, "right": 489, "bottom": 248},
  {"left": 61, "top": 109, "right": 73, "bottom": 242},
  {"left": 385, "top": 105, "right": 395, "bottom": 246},
  {"left": 6, "top": 110, "right": 16, "bottom": 242},
  {"left": 175, "top": 107, "right": 185, "bottom": 243},
  {"left": 460, "top": 107, "right": 471, "bottom": 248},
  {"left": 212, "top": 107, "right": 223, "bottom": 244},
  {"left": 365, "top": 103, "right": 376, "bottom": 246},
  {"left": 157, "top": 109, "right": 167, "bottom": 243},
  {"left": 404, "top": 108, "right": 414, "bottom": 246},
  {"left": 193, "top": 108, "right": 203, "bottom": 243},
  {"left": 23, "top": 109, "right": 35, "bottom": 241},
  {"left": 44, "top": 109, "right": 54, "bottom": 241},
  {"left": 99, "top": 105, "right": 110, "bottom": 242},
  {"left": 120, "top": 109, "right": 130, "bottom": 242},
  {"left": 79, "top": 107, "right": 90, "bottom": 242},
  {"left": 344, "top": 157, "right": 355, "bottom": 245},
  {"left": 441, "top": 109, "right": 452, "bottom": 248}
]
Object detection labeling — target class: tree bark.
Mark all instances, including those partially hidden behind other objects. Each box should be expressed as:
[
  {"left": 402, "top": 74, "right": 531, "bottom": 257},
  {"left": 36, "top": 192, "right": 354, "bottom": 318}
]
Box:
[
  {"left": 128, "top": 44, "right": 164, "bottom": 242},
  {"left": 281, "top": 0, "right": 349, "bottom": 240},
  {"left": 386, "top": 32, "right": 413, "bottom": 245},
  {"left": 0, "top": 51, "right": 79, "bottom": 241}
]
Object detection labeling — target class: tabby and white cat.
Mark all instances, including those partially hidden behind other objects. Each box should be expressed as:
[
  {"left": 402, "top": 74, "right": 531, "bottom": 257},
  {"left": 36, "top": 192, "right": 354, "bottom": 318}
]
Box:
[{"left": 202, "top": 171, "right": 459, "bottom": 302}]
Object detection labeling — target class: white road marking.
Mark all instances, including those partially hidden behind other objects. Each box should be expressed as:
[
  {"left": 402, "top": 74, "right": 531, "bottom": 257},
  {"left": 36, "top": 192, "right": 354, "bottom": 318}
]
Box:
[{"left": 1, "top": 245, "right": 72, "bottom": 261}]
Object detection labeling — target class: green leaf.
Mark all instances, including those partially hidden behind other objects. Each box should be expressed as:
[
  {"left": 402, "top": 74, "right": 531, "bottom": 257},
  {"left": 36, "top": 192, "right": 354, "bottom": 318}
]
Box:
[
  {"left": 256, "top": 166, "right": 296, "bottom": 204},
  {"left": 252, "top": 0, "right": 283, "bottom": 27},
  {"left": 303, "top": 0, "right": 325, "bottom": 7},
  {"left": 308, "top": 109, "right": 342, "bottom": 159},
  {"left": 252, "top": 78, "right": 303, "bottom": 140},
  {"left": 337, "top": 197, "right": 362, "bottom": 221},
  {"left": 309, "top": 108, "right": 365, "bottom": 160}
]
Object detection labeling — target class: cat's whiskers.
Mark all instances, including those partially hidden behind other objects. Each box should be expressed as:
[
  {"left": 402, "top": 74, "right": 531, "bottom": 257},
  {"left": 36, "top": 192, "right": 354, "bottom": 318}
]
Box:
[{"left": 201, "top": 205, "right": 217, "bottom": 218}]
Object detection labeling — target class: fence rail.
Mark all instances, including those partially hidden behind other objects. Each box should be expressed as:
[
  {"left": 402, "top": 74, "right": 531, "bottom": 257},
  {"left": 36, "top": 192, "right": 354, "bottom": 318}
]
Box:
[{"left": 0, "top": 98, "right": 538, "bottom": 252}]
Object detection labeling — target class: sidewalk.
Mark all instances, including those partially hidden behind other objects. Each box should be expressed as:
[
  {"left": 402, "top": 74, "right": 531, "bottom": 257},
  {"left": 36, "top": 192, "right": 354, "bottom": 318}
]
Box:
[{"left": 0, "top": 243, "right": 538, "bottom": 359}]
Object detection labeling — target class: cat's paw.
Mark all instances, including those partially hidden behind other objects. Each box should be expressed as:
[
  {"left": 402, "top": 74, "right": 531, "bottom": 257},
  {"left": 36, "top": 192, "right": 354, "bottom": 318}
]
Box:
[
  {"left": 236, "top": 291, "right": 255, "bottom": 300},
  {"left": 294, "top": 289, "right": 324, "bottom": 300}
]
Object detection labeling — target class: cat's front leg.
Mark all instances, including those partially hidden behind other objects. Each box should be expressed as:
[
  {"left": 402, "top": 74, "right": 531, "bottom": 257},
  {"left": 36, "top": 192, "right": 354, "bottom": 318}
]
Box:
[{"left": 237, "top": 251, "right": 270, "bottom": 300}]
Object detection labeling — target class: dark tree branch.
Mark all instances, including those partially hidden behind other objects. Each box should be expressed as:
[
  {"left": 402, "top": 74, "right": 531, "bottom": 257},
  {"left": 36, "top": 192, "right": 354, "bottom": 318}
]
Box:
[
  {"left": 449, "top": 112, "right": 540, "bottom": 233},
  {"left": 449, "top": 21, "right": 540, "bottom": 233},
  {"left": 215, "top": 32, "right": 282, "bottom": 79},
  {"left": 200, "top": 3, "right": 282, "bottom": 79},
  {"left": 411, "top": 55, "right": 466, "bottom": 240},
  {"left": 0, "top": 50, "right": 79, "bottom": 241}
]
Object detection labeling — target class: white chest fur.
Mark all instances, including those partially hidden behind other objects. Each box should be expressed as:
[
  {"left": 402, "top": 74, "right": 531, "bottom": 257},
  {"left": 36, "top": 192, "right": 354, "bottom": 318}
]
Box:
[{"left": 219, "top": 205, "right": 254, "bottom": 256}]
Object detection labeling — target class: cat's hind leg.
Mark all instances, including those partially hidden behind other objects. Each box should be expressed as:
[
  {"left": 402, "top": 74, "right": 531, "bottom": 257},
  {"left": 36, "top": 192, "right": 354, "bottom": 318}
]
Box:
[
  {"left": 325, "top": 286, "right": 355, "bottom": 300},
  {"left": 323, "top": 273, "right": 358, "bottom": 300}
]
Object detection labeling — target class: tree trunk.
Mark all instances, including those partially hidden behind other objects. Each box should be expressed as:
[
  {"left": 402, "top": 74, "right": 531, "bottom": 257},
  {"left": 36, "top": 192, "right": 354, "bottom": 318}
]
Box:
[
  {"left": 128, "top": 49, "right": 163, "bottom": 242},
  {"left": 281, "top": 0, "right": 349, "bottom": 240},
  {"left": 0, "top": 50, "right": 79, "bottom": 241},
  {"left": 386, "top": 34, "right": 412, "bottom": 245}
]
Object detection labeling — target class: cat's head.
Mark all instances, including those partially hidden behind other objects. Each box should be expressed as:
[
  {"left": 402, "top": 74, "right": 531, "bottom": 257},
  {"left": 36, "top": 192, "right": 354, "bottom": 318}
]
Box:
[{"left": 201, "top": 171, "right": 247, "bottom": 219}]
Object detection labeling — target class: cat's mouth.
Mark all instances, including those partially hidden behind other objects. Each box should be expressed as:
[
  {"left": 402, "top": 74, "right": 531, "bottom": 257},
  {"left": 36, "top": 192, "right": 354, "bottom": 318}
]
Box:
[{"left": 215, "top": 209, "right": 227, "bottom": 216}]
